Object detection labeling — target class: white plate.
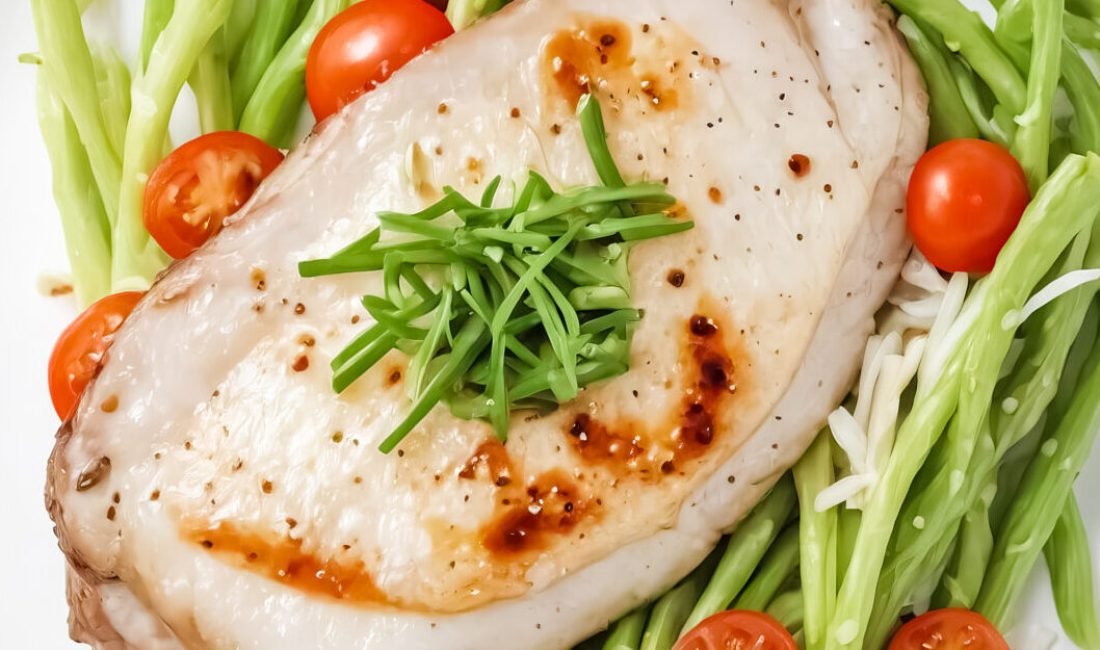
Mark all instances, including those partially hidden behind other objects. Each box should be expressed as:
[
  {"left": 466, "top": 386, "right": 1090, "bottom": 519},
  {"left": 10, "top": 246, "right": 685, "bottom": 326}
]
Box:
[{"left": 0, "top": 1, "right": 1096, "bottom": 648}]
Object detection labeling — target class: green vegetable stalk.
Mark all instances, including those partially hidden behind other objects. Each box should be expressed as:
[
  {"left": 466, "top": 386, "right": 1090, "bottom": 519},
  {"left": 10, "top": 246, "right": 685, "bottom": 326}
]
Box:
[
  {"left": 976, "top": 317, "right": 1100, "bottom": 624},
  {"left": 190, "top": 28, "right": 235, "bottom": 133},
  {"left": 1044, "top": 494, "right": 1100, "bottom": 650},
  {"left": 240, "top": 0, "right": 348, "bottom": 148},
  {"left": 30, "top": 0, "right": 121, "bottom": 227},
  {"left": 828, "top": 153, "right": 1100, "bottom": 650},
  {"left": 765, "top": 591, "right": 805, "bottom": 633},
  {"left": 90, "top": 44, "right": 131, "bottom": 161},
  {"left": 113, "top": 0, "right": 233, "bottom": 290},
  {"left": 895, "top": 16, "right": 980, "bottom": 145},
  {"left": 603, "top": 607, "right": 648, "bottom": 650},
  {"left": 682, "top": 476, "right": 797, "bottom": 634},
  {"left": 1008, "top": 0, "right": 1064, "bottom": 191},
  {"left": 640, "top": 556, "right": 718, "bottom": 650},
  {"left": 35, "top": 76, "right": 112, "bottom": 306},
  {"left": 793, "top": 433, "right": 837, "bottom": 650},
  {"left": 230, "top": 0, "right": 300, "bottom": 122},
  {"left": 734, "top": 524, "right": 801, "bottom": 612}
]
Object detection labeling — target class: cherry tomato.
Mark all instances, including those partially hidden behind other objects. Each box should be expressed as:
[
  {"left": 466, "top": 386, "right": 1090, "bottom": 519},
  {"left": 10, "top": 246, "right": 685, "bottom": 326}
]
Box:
[
  {"left": 907, "top": 139, "right": 1030, "bottom": 274},
  {"left": 673, "top": 611, "right": 798, "bottom": 650},
  {"left": 48, "top": 292, "right": 144, "bottom": 420},
  {"left": 306, "top": 0, "right": 454, "bottom": 121},
  {"left": 144, "top": 131, "right": 284, "bottom": 259},
  {"left": 889, "top": 609, "right": 1009, "bottom": 650}
]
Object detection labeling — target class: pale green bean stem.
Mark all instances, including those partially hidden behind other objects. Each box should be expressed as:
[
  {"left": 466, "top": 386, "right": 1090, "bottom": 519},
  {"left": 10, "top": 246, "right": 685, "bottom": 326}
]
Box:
[
  {"left": 140, "top": 0, "right": 173, "bottom": 73},
  {"left": 603, "top": 607, "right": 648, "bottom": 650},
  {"left": 888, "top": 0, "right": 1027, "bottom": 115},
  {"left": 765, "top": 591, "right": 805, "bottom": 633},
  {"left": 30, "top": 0, "right": 121, "bottom": 226},
  {"left": 224, "top": 0, "right": 257, "bottom": 67},
  {"left": 35, "top": 75, "right": 112, "bottom": 305},
  {"left": 1061, "top": 40, "right": 1100, "bottom": 155},
  {"left": 896, "top": 16, "right": 980, "bottom": 145},
  {"left": 735, "top": 524, "right": 801, "bottom": 612},
  {"left": 933, "top": 488, "right": 994, "bottom": 609},
  {"left": 1044, "top": 493, "right": 1100, "bottom": 650},
  {"left": 682, "top": 476, "right": 797, "bottom": 634},
  {"left": 977, "top": 315, "right": 1100, "bottom": 624},
  {"left": 190, "top": 28, "right": 234, "bottom": 133},
  {"left": 239, "top": 0, "right": 348, "bottom": 148},
  {"left": 231, "top": 0, "right": 300, "bottom": 121},
  {"left": 640, "top": 556, "right": 717, "bottom": 650},
  {"left": 1009, "top": 0, "right": 1064, "bottom": 191},
  {"left": 90, "top": 44, "right": 131, "bottom": 161},
  {"left": 793, "top": 432, "right": 837, "bottom": 650}
]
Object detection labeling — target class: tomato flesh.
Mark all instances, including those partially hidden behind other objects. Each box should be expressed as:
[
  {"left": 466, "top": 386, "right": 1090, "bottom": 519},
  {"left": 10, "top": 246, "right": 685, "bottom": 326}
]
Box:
[
  {"left": 889, "top": 609, "right": 1009, "bottom": 650},
  {"left": 674, "top": 610, "right": 799, "bottom": 650},
  {"left": 906, "top": 139, "right": 1030, "bottom": 274},
  {"left": 144, "top": 131, "right": 284, "bottom": 259},
  {"left": 306, "top": 0, "right": 454, "bottom": 121},
  {"left": 48, "top": 292, "right": 144, "bottom": 420}
]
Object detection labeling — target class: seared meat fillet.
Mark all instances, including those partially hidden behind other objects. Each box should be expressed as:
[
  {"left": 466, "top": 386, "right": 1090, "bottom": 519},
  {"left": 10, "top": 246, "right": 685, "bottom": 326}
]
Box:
[{"left": 47, "top": 0, "right": 927, "bottom": 647}]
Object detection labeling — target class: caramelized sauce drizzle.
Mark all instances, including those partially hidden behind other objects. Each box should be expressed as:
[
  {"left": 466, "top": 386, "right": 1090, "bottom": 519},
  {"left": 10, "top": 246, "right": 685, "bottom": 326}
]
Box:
[{"left": 189, "top": 522, "right": 391, "bottom": 604}]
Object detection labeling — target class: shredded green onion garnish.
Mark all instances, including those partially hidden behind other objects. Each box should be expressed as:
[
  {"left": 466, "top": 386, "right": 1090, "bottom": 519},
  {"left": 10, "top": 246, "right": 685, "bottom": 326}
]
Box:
[{"left": 301, "top": 94, "right": 693, "bottom": 452}]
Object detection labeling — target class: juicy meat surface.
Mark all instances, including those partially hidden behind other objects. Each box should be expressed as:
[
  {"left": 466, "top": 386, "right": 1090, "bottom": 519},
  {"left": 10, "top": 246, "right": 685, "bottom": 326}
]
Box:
[{"left": 47, "top": 0, "right": 927, "bottom": 647}]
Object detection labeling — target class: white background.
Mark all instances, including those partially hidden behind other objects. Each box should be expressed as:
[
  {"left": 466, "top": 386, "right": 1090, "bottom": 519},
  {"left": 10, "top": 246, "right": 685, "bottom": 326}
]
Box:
[{"left": 0, "top": 1, "right": 1096, "bottom": 648}]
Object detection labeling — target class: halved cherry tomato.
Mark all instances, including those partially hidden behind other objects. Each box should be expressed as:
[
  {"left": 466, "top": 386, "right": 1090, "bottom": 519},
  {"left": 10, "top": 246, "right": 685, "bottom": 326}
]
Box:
[
  {"left": 306, "top": 0, "right": 454, "bottom": 121},
  {"left": 48, "top": 292, "right": 144, "bottom": 420},
  {"left": 144, "top": 131, "right": 284, "bottom": 259},
  {"left": 889, "top": 609, "right": 1009, "bottom": 650},
  {"left": 673, "top": 611, "right": 798, "bottom": 650},
  {"left": 907, "top": 138, "right": 1030, "bottom": 274}
]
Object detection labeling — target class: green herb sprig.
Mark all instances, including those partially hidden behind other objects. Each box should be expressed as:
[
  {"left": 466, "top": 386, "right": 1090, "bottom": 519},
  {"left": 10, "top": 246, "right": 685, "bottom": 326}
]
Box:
[{"left": 301, "top": 95, "right": 693, "bottom": 452}]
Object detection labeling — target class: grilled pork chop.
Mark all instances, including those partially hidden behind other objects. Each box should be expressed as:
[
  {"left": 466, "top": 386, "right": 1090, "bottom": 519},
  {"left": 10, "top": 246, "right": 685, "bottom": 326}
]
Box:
[{"left": 47, "top": 0, "right": 927, "bottom": 647}]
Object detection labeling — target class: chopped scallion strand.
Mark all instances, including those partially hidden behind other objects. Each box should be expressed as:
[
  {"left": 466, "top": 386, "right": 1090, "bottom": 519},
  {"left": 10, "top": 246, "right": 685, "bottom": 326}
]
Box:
[{"left": 300, "top": 94, "right": 693, "bottom": 452}]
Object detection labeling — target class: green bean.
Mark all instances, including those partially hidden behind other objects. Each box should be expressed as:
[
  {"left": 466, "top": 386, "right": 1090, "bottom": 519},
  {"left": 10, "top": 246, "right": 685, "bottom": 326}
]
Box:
[
  {"left": 835, "top": 506, "right": 859, "bottom": 585},
  {"left": 976, "top": 317, "right": 1100, "bottom": 625},
  {"left": 896, "top": 16, "right": 980, "bottom": 145},
  {"left": 190, "top": 28, "right": 234, "bottom": 133},
  {"left": 640, "top": 554, "right": 718, "bottom": 650},
  {"left": 89, "top": 44, "right": 130, "bottom": 161},
  {"left": 932, "top": 486, "right": 995, "bottom": 609},
  {"left": 682, "top": 475, "right": 797, "bottom": 634},
  {"left": 30, "top": 0, "right": 121, "bottom": 226},
  {"left": 949, "top": 59, "right": 1016, "bottom": 146},
  {"left": 603, "top": 607, "right": 648, "bottom": 650},
  {"left": 1062, "top": 40, "right": 1100, "bottom": 155},
  {"left": 231, "top": 0, "right": 300, "bottom": 122},
  {"left": 224, "top": 0, "right": 257, "bottom": 67},
  {"left": 113, "top": 0, "right": 232, "bottom": 289},
  {"left": 1064, "top": 12, "right": 1100, "bottom": 49},
  {"left": 34, "top": 75, "right": 112, "bottom": 306},
  {"left": 140, "top": 0, "right": 173, "bottom": 73},
  {"left": 887, "top": 0, "right": 1027, "bottom": 115},
  {"left": 1044, "top": 493, "right": 1100, "bottom": 650},
  {"left": 1068, "top": 0, "right": 1100, "bottom": 19},
  {"left": 1009, "top": 0, "right": 1064, "bottom": 191},
  {"left": 792, "top": 432, "right": 836, "bottom": 650},
  {"left": 829, "top": 154, "right": 1100, "bottom": 650},
  {"left": 765, "top": 591, "right": 805, "bottom": 633},
  {"left": 240, "top": 0, "right": 347, "bottom": 148},
  {"left": 735, "top": 524, "right": 801, "bottom": 612}
]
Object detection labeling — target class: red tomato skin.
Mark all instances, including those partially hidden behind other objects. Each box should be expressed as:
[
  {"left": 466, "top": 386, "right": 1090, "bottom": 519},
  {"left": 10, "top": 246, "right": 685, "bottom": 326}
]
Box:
[
  {"left": 906, "top": 139, "right": 1030, "bottom": 274},
  {"left": 306, "top": 0, "right": 454, "bottom": 121},
  {"left": 888, "top": 609, "right": 1010, "bottom": 650},
  {"left": 143, "top": 131, "right": 284, "bottom": 259},
  {"left": 673, "top": 610, "right": 799, "bottom": 650},
  {"left": 48, "top": 292, "right": 144, "bottom": 420}
]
